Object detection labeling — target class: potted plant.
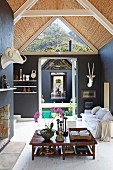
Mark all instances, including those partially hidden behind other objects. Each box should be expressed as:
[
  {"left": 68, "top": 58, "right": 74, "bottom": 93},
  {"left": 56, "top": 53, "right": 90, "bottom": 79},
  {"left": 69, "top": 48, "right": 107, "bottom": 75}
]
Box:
[{"left": 34, "top": 108, "right": 64, "bottom": 141}]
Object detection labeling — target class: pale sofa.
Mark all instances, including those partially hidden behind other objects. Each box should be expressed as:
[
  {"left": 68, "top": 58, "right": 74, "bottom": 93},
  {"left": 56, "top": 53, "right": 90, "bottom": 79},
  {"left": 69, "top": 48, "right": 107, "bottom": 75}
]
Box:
[{"left": 81, "top": 106, "right": 113, "bottom": 140}]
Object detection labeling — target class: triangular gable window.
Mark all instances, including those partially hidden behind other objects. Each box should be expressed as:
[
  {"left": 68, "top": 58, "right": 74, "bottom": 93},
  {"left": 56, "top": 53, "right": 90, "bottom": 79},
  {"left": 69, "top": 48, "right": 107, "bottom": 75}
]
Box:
[{"left": 24, "top": 18, "right": 93, "bottom": 52}]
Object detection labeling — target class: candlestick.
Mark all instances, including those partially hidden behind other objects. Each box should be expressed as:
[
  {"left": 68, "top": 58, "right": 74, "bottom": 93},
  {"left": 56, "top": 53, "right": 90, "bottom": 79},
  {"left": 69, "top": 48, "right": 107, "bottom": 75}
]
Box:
[
  {"left": 56, "top": 119, "right": 60, "bottom": 134},
  {"left": 63, "top": 117, "right": 68, "bottom": 137}
]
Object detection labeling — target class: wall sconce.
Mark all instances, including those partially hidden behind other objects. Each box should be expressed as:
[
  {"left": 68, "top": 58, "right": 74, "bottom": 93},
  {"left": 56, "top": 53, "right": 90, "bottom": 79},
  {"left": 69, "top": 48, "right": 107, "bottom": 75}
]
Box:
[
  {"left": 1, "top": 47, "right": 27, "bottom": 69},
  {"left": 86, "top": 62, "right": 95, "bottom": 87}
]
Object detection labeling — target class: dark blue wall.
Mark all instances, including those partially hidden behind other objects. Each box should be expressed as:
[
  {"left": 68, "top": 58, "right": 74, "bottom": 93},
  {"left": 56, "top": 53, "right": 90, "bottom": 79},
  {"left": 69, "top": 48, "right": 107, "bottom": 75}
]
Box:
[
  {"left": 99, "top": 39, "right": 113, "bottom": 113},
  {"left": 0, "top": 1, "right": 14, "bottom": 138},
  {"left": 14, "top": 54, "right": 101, "bottom": 118},
  {"left": 41, "top": 55, "right": 101, "bottom": 117},
  {"left": 77, "top": 55, "right": 101, "bottom": 116},
  {"left": 14, "top": 56, "right": 38, "bottom": 118}
]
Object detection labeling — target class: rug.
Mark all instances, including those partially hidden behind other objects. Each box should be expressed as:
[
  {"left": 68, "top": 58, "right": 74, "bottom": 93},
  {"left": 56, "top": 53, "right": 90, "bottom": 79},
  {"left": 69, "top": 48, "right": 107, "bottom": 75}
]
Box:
[{"left": 0, "top": 142, "right": 26, "bottom": 170}]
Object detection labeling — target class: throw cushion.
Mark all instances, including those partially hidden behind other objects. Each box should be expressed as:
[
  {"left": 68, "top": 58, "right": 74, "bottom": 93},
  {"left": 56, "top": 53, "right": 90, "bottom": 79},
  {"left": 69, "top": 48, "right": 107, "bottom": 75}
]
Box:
[
  {"left": 91, "top": 106, "right": 101, "bottom": 115},
  {"left": 102, "top": 111, "right": 112, "bottom": 121},
  {"left": 96, "top": 108, "right": 107, "bottom": 119}
]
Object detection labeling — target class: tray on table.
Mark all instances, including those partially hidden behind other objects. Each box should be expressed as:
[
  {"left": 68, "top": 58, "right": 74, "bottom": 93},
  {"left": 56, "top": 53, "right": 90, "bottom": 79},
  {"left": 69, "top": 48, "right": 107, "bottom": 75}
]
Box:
[{"left": 69, "top": 128, "right": 92, "bottom": 141}]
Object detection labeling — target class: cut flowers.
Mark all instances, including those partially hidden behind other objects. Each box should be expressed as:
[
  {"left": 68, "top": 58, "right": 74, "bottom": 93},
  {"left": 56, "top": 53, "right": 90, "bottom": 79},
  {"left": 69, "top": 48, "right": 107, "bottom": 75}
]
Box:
[{"left": 34, "top": 107, "right": 64, "bottom": 132}]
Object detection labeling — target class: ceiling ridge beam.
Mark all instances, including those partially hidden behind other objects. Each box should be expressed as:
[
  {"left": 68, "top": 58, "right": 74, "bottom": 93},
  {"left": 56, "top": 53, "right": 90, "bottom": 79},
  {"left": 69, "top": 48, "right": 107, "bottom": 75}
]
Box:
[
  {"left": 76, "top": 0, "right": 113, "bottom": 35},
  {"left": 19, "top": 17, "right": 57, "bottom": 52},
  {"left": 59, "top": 16, "right": 98, "bottom": 53},
  {"left": 14, "top": 0, "right": 39, "bottom": 25},
  {"left": 21, "top": 9, "right": 93, "bottom": 17}
]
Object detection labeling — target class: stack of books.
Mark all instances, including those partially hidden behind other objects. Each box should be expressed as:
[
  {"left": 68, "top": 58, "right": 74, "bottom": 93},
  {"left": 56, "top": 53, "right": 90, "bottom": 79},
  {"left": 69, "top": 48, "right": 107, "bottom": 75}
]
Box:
[
  {"left": 79, "top": 130, "right": 90, "bottom": 136},
  {"left": 65, "top": 145, "right": 75, "bottom": 154},
  {"left": 75, "top": 146, "right": 90, "bottom": 154},
  {"left": 70, "top": 130, "right": 90, "bottom": 136},
  {"left": 69, "top": 129, "right": 91, "bottom": 140}
]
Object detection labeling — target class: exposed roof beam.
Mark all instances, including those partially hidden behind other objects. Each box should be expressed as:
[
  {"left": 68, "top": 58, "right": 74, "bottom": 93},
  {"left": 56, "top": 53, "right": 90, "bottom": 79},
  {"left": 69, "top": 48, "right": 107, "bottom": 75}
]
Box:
[
  {"left": 76, "top": 0, "right": 113, "bottom": 35},
  {"left": 20, "top": 51, "right": 98, "bottom": 55},
  {"left": 19, "top": 17, "right": 57, "bottom": 52},
  {"left": 22, "top": 9, "right": 93, "bottom": 17},
  {"left": 14, "top": 0, "right": 38, "bottom": 24},
  {"left": 59, "top": 16, "right": 98, "bottom": 53}
]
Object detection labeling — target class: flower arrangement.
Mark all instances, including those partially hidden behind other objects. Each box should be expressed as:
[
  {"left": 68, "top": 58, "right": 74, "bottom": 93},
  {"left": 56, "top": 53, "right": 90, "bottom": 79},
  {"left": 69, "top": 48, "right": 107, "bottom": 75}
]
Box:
[
  {"left": 34, "top": 107, "right": 64, "bottom": 129},
  {"left": 51, "top": 107, "right": 64, "bottom": 118},
  {"left": 34, "top": 108, "right": 64, "bottom": 141}
]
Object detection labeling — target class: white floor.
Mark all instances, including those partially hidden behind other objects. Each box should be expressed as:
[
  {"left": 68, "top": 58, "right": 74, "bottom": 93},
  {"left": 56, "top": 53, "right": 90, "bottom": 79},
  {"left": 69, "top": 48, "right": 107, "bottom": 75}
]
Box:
[{"left": 11, "top": 119, "right": 113, "bottom": 170}]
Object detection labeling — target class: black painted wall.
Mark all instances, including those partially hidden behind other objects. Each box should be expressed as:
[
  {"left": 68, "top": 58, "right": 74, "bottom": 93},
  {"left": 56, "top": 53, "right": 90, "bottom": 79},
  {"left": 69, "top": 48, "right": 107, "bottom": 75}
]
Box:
[
  {"left": 99, "top": 39, "right": 113, "bottom": 113},
  {"left": 0, "top": 1, "right": 14, "bottom": 138},
  {"left": 14, "top": 55, "right": 101, "bottom": 118},
  {"left": 14, "top": 57, "right": 72, "bottom": 117},
  {"left": 42, "top": 69, "right": 72, "bottom": 103},
  {"left": 14, "top": 56, "right": 38, "bottom": 118},
  {"left": 77, "top": 55, "right": 101, "bottom": 117}
]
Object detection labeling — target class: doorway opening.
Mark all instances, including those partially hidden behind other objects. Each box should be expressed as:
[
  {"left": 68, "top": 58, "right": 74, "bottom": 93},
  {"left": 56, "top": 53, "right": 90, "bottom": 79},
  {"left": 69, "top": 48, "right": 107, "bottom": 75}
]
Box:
[{"left": 38, "top": 57, "right": 77, "bottom": 118}]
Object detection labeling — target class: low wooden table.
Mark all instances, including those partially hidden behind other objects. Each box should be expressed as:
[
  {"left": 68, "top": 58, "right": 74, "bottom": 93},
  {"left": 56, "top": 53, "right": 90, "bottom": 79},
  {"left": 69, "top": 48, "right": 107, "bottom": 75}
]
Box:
[{"left": 29, "top": 128, "right": 97, "bottom": 160}]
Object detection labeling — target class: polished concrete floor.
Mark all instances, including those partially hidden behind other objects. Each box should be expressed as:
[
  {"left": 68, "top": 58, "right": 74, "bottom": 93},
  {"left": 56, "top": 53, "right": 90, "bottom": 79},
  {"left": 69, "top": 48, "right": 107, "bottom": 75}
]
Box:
[{"left": 11, "top": 119, "right": 113, "bottom": 170}]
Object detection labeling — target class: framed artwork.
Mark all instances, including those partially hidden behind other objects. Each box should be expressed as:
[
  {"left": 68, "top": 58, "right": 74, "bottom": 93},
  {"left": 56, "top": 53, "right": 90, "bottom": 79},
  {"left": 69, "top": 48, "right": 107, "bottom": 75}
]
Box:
[
  {"left": 50, "top": 72, "right": 66, "bottom": 99},
  {"left": 82, "top": 90, "right": 96, "bottom": 98}
]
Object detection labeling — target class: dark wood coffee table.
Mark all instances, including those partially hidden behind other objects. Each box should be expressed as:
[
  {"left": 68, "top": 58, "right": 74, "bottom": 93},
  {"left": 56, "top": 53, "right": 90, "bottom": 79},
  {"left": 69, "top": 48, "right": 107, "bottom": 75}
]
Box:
[{"left": 29, "top": 128, "right": 97, "bottom": 160}]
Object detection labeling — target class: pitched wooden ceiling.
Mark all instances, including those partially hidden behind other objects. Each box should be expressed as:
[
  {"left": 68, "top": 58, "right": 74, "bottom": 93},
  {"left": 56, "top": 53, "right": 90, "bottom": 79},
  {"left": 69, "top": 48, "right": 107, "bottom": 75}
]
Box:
[
  {"left": 89, "top": 0, "right": 113, "bottom": 24},
  {"left": 6, "top": 0, "right": 113, "bottom": 51},
  {"left": 42, "top": 59, "right": 72, "bottom": 70}
]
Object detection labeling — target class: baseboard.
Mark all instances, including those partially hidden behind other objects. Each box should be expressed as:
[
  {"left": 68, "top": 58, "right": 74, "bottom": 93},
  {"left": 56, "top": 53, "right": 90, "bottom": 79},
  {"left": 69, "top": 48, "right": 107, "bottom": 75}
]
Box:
[
  {"left": 17, "top": 118, "right": 34, "bottom": 122},
  {"left": 77, "top": 117, "right": 82, "bottom": 121},
  {"left": 14, "top": 115, "right": 21, "bottom": 119}
]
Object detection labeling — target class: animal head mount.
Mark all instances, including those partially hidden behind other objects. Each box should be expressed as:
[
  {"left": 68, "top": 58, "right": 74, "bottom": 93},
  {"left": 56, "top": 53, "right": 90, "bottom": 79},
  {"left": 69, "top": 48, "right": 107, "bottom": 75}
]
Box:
[
  {"left": 1, "top": 47, "right": 27, "bottom": 69},
  {"left": 86, "top": 62, "right": 95, "bottom": 87}
]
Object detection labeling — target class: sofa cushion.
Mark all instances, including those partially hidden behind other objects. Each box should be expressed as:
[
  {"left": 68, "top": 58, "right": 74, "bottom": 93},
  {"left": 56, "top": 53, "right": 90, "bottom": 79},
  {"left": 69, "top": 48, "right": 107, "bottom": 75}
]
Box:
[
  {"left": 91, "top": 106, "right": 101, "bottom": 115},
  {"left": 96, "top": 108, "right": 107, "bottom": 119},
  {"left": 87, "top": 117, "right": 99, "bottom": 123},
  {"left": 102, "top": 111, "right": 112, "bottom": 121}
]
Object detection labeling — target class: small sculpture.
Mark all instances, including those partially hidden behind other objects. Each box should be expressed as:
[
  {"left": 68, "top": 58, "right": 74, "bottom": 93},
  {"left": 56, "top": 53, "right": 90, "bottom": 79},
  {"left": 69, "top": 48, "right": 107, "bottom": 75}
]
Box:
[
  {"left": 31, "top": 70, "right": 36, "bottom": 79},
  {"left": 23, "top": 87, "right": 26, "bottom": 92},
  {"left": 28, "top": 87, "right": 31, "bottom": 92},
  {"left": 56, "top": 128, "right": 64, "bottom": 142},
  {"left": 1, "top": 75, "right": 8, "bottom": 88}
]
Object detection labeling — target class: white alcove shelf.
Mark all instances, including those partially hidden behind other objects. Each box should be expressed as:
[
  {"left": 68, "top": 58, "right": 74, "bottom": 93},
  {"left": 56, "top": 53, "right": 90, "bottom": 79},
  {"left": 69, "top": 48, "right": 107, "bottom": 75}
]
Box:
[{"left": 0, "top": 88, "right": 16, "bottom": 92}]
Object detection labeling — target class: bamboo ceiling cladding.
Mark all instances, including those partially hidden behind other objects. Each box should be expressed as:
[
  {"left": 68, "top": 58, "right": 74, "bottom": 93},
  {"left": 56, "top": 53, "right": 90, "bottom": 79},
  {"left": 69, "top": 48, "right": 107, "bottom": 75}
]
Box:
[
  {"left": 64, "top": 16, "right": 113, "bottom": 49},
  {"left": 6, "top": 0, "right": 27, "bottom": 13},
  {"left": 89, "top": 0, "right": 113, "bottom": 24},
  {"left": 6, "top": 0, "right": 113, "bottom": 50},
  {"left": 14, "top": 17, "right": 52, "bottom": 49},
  {"left": 31, "top": 0, "right": 83, "bottom": 10}
]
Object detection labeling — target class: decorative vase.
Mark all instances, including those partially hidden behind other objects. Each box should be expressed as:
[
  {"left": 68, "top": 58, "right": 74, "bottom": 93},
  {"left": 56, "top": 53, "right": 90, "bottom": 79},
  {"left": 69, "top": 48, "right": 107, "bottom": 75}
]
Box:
[{"left": 40, "top": 129, "right": 54, "bottom": 141}]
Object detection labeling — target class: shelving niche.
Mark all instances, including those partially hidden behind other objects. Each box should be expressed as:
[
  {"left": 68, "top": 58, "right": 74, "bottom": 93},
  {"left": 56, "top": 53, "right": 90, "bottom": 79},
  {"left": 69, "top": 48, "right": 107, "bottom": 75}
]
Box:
[{"left": 14, "top": 80, "right": 37, "bottom": 94}]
